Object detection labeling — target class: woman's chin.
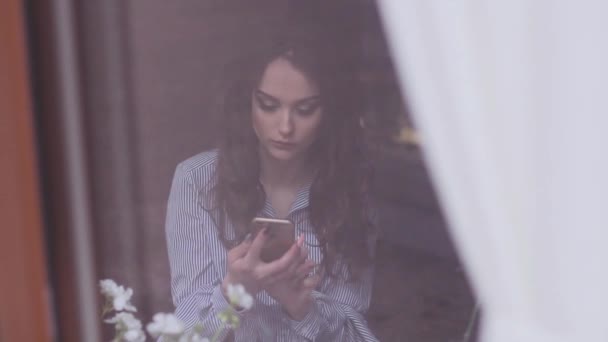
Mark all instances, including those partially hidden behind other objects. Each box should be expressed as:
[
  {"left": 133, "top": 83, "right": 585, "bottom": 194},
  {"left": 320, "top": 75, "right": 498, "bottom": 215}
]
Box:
[
  {"left": 267, "top": 147, "right": 301, "bottom": 162},
  {"left": 269, "top": 150, "right": 297, "bottom": 162}
]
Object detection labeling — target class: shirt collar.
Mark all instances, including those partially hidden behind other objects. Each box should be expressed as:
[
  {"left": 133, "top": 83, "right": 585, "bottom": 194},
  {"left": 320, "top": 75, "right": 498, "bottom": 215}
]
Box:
[{"left": 288, "top": 178, "right": 312, "bottom": 214}]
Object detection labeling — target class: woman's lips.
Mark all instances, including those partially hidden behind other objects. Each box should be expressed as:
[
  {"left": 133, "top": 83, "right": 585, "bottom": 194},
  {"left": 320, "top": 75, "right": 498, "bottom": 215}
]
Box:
[{"left": 271, "top": 140, "right": 296, "bottom": 150}]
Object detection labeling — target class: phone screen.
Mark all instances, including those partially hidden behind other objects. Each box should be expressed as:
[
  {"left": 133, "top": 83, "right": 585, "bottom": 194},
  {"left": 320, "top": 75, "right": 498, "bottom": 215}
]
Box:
[{"left": 252, "top": 218, "right": 295, "bottom": 263}]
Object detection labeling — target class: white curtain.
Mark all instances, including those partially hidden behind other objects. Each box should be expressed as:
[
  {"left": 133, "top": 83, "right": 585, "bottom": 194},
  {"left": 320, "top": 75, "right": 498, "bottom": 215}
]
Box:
[{"left": 377, "top": 1, "right": 608, "bottom": 341}]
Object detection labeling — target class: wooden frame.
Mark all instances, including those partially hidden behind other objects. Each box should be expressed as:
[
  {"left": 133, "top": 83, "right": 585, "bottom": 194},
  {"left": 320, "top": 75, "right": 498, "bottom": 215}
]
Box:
[
  {"left": 25, "top": 0, "right": 103, "bottom": 339},
  {"left": 0, "top": 0, "right": 52, "bottom": 341}
]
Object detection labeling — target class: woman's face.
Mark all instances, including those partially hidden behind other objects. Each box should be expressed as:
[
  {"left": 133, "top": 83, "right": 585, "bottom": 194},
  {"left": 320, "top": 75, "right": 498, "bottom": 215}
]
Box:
[{"left": 251, "top": 57, "right": 323, "bottom": 163}]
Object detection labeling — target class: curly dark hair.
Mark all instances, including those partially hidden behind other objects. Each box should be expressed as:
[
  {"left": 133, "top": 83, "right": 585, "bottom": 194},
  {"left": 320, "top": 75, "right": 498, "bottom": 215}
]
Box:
[{"left": 209, "top": 25, "right": 375, "bottom": 278}]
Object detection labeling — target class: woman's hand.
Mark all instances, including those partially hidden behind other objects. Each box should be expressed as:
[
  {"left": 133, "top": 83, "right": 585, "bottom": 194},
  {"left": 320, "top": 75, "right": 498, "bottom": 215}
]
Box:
[
  {"left": 264, "top": 236, "right": 322, "bottom": 320},
  {"left": 221, "top": 228, "right": 305, "bottom": 299},
  {"left": 267, "top": 267, "right": 322, "bottom": 320}
]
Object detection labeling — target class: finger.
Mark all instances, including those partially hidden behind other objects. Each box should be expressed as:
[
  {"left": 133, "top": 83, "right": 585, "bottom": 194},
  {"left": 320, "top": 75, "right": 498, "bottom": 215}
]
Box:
[
  {"left": 302, "top": 274, "right": 321, "bottom": 291},
  {"left": 289, "top": 247, "right": 314, "bottom": 276},
  {"left": 245, "top": 227, "right": 268, "bottom": 262},
  {"left": 263, "top": 260, "right": 300, "bottom": 285},
  {"left": 294, "top": 235, "right": 307, "bottom": 259},
  {"left": 227, "top": 239, "right": 252, "bottom": 262},
  {"left": 297, "top": 260, "right": 315, "bottom": 277},
  {"left": 259, "top": 242, "right": 300, "bottom": 277},
  {"left": 276, "top": 242, "right": 302, "bottom": 269},
  {"left": 298, "top": 244, "right": 308, "bottom": 264},
  {"left": 291, "top": 261, "right": 315, "bottom": 286},
  {"left": 265, "top": 259, "right": 314, "bottom": 289},
  {"left": 286, "top": 245, "right": 308, "bottom": 275},
  {"left": 286, "top": 236, "right": 307, "bottom": 272},
  {"left": 276, "top": 255, "right": 303, "bottom": 284}
]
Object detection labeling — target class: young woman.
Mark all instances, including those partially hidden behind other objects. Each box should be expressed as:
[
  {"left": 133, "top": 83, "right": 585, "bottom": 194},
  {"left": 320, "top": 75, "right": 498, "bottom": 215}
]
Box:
[{"left": 165, "top": 28, "right": 378, "bottom": 341}]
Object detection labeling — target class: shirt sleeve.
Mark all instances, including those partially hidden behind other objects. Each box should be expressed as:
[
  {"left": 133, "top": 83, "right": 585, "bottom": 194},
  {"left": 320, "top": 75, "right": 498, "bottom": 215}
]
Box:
[
  {"left": 288, "top": 261, "right": 379, "bottom": 341},
  {"left": 165, "top": 163, "right": 248, "bottom": 341}
]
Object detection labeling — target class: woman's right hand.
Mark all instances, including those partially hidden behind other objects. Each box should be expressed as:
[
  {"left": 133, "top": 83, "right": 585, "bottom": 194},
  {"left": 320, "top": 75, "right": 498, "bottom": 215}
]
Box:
[{"left": 221, "top": 228, "right": 306, "bottom": 298}]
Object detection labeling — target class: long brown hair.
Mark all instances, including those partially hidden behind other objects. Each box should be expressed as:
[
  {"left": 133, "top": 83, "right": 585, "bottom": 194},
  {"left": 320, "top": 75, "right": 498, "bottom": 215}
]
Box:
[{"left": 208, "top": 26, "right": 374, "bottom": 277}]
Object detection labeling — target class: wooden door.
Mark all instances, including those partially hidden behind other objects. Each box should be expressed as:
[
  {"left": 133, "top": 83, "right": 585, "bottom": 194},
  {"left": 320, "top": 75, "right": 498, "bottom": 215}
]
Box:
[{"left": 0, "top": 0, "right": 52, "bottom": 341}]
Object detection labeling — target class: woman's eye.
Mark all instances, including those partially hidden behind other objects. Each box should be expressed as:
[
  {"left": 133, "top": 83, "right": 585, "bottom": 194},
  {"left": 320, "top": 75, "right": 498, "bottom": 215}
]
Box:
[
  {"left": 258, "top": 101, "right": 278, "bottom": 112},
  {"left": 296, "top": 104, "right": 320, "bottom": 116}
]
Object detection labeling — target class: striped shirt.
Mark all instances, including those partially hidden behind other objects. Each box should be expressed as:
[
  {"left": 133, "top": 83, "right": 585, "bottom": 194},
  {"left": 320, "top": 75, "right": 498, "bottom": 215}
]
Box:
[{"left": 165, "top": 150, "right": 378, "bottom": 341}]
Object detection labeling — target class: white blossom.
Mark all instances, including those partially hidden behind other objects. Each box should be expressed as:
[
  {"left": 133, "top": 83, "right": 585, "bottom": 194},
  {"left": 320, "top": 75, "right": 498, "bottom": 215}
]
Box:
[
  {"left": 99, "top": 279, "right": 137, "bottom": 312},
  {"left": 175, "top": 332, "right": 210, "bottom": 342},
  {"left": 98, "top": 279, "right": 243, "bottom": 341},
  {"left": 105, "top": 312, "right": 145, "bottom": 342},
  {"left": 146, "top": 313, "right": 185, "bottom": 338},
  {"left": 100, "top": 279, "right": 120, "bottom": 296},
  {"left": 226, "top": 283, "right": 253, "bottom": 310},
  {"left": 187, "top": 333, "right": 210, "bottom": 342},
  {"left": 121, "top": 329, "right": 146, "bottom": 342}
]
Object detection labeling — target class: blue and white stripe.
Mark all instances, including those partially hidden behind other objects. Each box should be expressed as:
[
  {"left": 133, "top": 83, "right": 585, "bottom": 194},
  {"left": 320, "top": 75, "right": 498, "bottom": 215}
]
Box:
[{"left": 165, "top": 150, "right": 378, "bottom": 341}]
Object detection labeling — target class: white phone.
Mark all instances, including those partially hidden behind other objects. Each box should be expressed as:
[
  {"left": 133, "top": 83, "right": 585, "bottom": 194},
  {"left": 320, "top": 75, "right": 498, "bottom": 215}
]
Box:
[{"left": 251, "top": 217, "right": 295, "bottom": 263}]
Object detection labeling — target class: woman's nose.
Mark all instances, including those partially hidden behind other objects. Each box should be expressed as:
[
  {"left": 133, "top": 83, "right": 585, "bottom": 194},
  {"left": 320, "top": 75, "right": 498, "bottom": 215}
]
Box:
[{"left": 278, "top": 110, "right": 294, "bottom": 136}]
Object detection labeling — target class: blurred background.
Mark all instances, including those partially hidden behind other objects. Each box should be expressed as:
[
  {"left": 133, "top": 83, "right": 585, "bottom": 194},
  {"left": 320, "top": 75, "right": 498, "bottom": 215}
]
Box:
[{"left": 2, "top": 0, "right": 475, "bottom": 341}]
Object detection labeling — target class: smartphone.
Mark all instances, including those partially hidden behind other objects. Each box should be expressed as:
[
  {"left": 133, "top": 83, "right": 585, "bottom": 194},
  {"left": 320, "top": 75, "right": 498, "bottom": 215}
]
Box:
[{"left": 251, "top": 217, "right": 295, "bottom": 263}]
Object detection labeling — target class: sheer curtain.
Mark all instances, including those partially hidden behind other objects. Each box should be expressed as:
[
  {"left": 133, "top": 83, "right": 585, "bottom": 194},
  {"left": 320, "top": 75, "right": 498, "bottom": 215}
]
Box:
[{"left": 377, "top": 1, "right": 608, "bottom": 341}]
